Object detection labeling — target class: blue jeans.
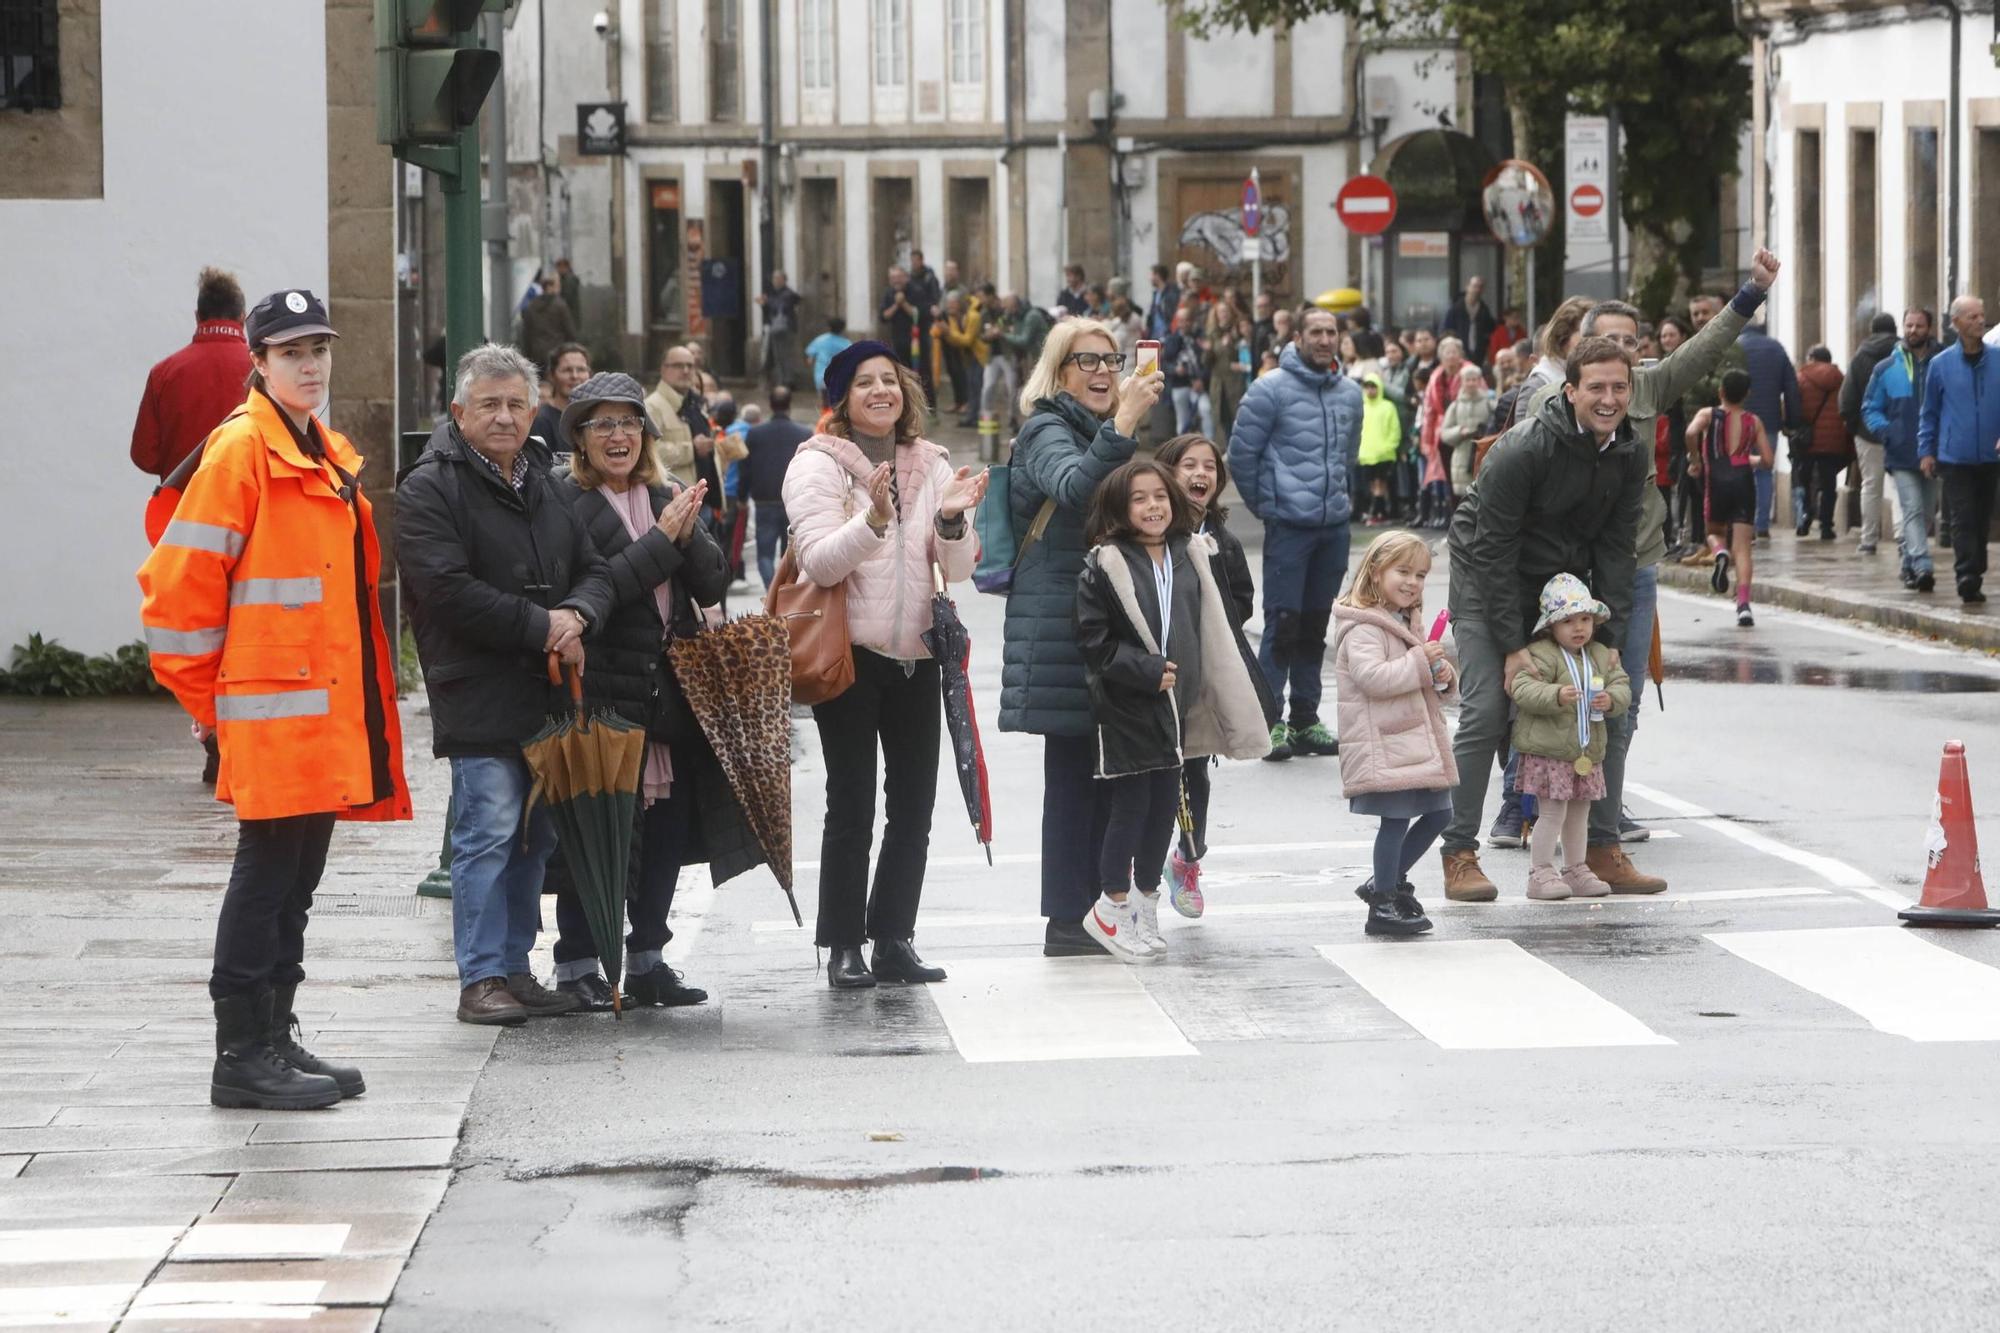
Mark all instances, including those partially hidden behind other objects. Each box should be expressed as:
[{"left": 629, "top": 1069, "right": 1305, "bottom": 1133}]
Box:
[
  {"left": 1588, "top": 562, "right": 1657, "bottom": 847},
  {"left": 1890, "top": 470, "right": 1937, "bottom": 577},
  {"left": 1257, "top": 519, "right": 1351, "bottom": 727},
  {"left": 448, "top": 755, "right": 555, "bottom": 987},
  {"left": 754, "top": 500, "right": 788, "bottom": 586},
  {"left": 1754, "top": 466, "right": 1775, "bottom": 535}
]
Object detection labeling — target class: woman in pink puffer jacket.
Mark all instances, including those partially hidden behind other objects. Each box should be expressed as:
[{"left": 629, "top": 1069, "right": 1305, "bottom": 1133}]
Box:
[{"left": 781, "top": 341, "right": 988, "bottom": 991}]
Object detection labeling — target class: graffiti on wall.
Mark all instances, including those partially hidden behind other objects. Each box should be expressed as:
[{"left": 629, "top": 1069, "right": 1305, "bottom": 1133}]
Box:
[{"left": 1178, "top": 203, "right": 1293, "bottom": 273}]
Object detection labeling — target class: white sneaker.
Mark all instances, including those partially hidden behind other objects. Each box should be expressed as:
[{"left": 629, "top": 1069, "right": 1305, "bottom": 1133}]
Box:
[
  {"left": 1133, "top": 890, "right": 1168, "bottom": 957},
  {"left": 1082, "top": 894, "right": 1154, "bottom": 964}
]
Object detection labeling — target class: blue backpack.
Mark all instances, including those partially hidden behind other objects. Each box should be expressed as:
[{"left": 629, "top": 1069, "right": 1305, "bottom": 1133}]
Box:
[{"left": 971, "top": 458, "right": 1056, "bottom": 595}]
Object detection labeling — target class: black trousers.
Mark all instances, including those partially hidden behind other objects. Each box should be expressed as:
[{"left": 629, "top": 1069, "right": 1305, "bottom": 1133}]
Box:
[
  {"left": 1801, "top": 456, "right": 1845, "bottom": 529},
  {"left": 553, "top": 791, "right": 691, "bottom": 968},
  {"left": 1099, "top": 767, "right": 1181, "bottom": 896},
  {"left": 1040, "top": 733, "right": 1110, "bottom": 923},
  {"left": 811, "top": 649, "right": 941, "bottom": 948},
  {"left": 1941, "top": 464, "right": 1999, "bottom": 592},
  {"left": 210, "top": 813, "right": 337, "bottom": 1001}
]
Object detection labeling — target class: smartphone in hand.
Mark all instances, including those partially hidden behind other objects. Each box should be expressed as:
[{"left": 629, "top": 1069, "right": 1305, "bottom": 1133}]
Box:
[{"left": 1135, "top": 339, "right": 1160, "bottom": 379}]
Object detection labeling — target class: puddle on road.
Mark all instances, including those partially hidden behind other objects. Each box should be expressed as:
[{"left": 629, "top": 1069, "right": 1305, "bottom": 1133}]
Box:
[
  {"left": 767, "top": 1166, "right": 996, "bottom": 1190},
  {"left": 1669, "top": 655, "right": 2000, "bottom": 692}
]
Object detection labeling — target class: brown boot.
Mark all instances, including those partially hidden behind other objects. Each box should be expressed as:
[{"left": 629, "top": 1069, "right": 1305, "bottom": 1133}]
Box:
[
  {"left": 506, "top": 972, "right": 582, "bottom": 1017},
  {"left": 1441, "top": 848, "right": 1498, "bottom": 902},
  {"left": 457, "top": 977, "right": 527, "bottom": 1026},
  {"left": 1586, "top": 845, "right": 1667, "bottom": 894}
]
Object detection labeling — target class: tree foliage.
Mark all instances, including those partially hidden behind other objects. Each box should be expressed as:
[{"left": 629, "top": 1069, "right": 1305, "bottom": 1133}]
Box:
[{"left": 1175, "top": 0, "right": 1751, "bottom": 313}]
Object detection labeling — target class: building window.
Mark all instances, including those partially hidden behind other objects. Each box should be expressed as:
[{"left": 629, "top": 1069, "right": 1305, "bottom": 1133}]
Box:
[
  {"left": 948, "top": 0, "right": 982, "bottom": 86},
  {"left": 645, "top": 0, "right": 674, "bottom": 123},
  {"left": 707, "top": 0, "right": 739, "bottom": 123},
  {"left": 1849, "top": 127, "right": 1878, "bottom": 341},
  {"left": 1909, "top": 125, "right": 1941, "bottom": 316},
  {"left": 0, "top": 0, "right": 61, "bottom": 111},
  {"left": 873, "top": 0, "right": 906, "bottom": 89},
  {"left": 800, "top": 0, "right": 833, "bottom": 92},
  {"left": 1796, "top": 128, "right": 1822, "bottom": 350}
]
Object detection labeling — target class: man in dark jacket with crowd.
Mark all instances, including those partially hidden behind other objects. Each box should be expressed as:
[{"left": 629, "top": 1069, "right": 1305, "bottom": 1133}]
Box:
[
  {"left": 1439, "top": 338, "right": 1648, "bottom": 901},
  {"left": 1438, "top": 276, "right": 1498, "bottom": 369},
  {"left": 1227, "top": 306, "right": 1363, "bottom": 760},
  {"left": 1738, "top": 320, "right": 1801, "bottom": 537},
  {"left": 739, "top": 383, "right": 811, "bottom": 585},
  {"left": 396, "top": 344, "right": 613, "bottom": 1028},
  {"left": 1843, "top": 312, "right": 1900, "bottom": 554}
]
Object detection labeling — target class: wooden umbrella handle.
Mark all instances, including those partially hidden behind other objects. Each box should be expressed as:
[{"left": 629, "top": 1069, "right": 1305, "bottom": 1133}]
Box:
[{"left": 546, "top": 651, "right": 586, "bottom": 721}]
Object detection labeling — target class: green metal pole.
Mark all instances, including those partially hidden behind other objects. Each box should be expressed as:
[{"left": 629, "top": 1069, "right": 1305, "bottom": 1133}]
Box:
[{"left": 442, "top": 128, "right": 485, "bottom": 371}]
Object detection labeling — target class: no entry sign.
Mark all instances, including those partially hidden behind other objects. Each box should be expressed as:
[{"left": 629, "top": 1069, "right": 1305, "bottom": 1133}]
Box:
[
  {"left": 1571, "top": 183, "right": 1605, "bottom": 218},
  {"left": 1335, "top": 175, "right": 1397, "bottom": 237}
]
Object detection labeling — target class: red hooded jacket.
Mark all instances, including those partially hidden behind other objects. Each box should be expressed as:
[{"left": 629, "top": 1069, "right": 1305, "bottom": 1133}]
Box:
[{"left": 130, "top": 321, "right": 253, "bottom": 479}]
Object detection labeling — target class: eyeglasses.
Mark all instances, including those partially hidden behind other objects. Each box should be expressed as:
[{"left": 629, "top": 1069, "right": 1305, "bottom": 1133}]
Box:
[
  {"left": 664, "top": 360, "right": 696, "bottom": 373},
  {"left": 1063, "top": 351, "right": 1128, "bottom": 372},
  {"left": 582, "top": 414, "right": 646, "bottom": 436}
]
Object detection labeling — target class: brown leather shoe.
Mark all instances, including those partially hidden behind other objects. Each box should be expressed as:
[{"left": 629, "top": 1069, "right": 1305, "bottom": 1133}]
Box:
[
  {"left": 1586, "top": 845, "right": 1667, "bottom": 894},
  {"left": 506, "top": 972, "right": 582, "bottom": 1016},
  {"left": 1441, "top": 848, "right": 1498, "bottom": 902},
  {"left": 457, "top": 977, "right": 527, "bottom": 1026}
]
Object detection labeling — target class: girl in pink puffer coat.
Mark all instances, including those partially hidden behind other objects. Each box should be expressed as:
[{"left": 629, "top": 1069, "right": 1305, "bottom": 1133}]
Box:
[{"left": 1332, "top": 530, "right": 1459, "bottom": 938}]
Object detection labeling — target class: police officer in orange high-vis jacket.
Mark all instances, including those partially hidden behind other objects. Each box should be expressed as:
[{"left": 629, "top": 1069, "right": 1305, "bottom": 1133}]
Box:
[{"left": 138, "top": 289, "right": 411, "bottom": 1113}]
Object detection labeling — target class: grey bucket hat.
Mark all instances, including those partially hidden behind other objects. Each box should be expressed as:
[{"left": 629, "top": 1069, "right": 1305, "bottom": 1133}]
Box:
[{"left": 558, "top": 371, "right": 657, "bottom": 451}]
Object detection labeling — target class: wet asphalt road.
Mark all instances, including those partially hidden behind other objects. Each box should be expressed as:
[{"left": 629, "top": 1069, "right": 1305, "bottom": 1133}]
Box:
[{"left": 387, "top": 535, "right": 2000, "bottom": 1332}]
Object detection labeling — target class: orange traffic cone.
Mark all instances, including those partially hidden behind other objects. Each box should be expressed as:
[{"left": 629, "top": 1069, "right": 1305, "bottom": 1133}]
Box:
[{"left": 1900, "top": 741, "right": 2000, "bottom": 927}]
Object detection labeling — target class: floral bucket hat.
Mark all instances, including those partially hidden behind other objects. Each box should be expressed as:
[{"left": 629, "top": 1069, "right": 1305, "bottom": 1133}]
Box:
[{"left": 1532, "top": 572, "right": 1611, "bottom": 636}]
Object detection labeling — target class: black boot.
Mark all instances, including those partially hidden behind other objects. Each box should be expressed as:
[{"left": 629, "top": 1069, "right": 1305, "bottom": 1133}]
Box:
[
  {"left": 870, "top": 938, "right": 947, "bottom": 984},
  {"left": 1362, "top": 885, "right": 1426, "bottom": 938},
  {"left": 1392, "top": 880, "right": 1435, "bottom": 933},
  {"left": 211, "top": 994, "right": 340, "bottom": 1111},
  {"left": 827, "top": 946, "right": 877, "bottom": 989},
  {"left": 267, "top": 985, "right": 364, "bottom": 1098}
]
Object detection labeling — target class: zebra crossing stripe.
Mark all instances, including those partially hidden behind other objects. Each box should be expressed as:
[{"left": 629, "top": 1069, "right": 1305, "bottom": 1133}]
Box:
[
  {"left": 925, "top": 957, "right": 1197, "bottom": 1063},
  {"left": 1707, "top": 926, "right": 2000, "bottom": 1041},
  {"left": 1317, "top": 939, "right": 1675, "bottom": 1050}
]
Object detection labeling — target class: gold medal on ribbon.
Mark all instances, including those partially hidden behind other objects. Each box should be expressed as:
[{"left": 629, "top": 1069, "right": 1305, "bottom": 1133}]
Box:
[{"left": 1574, "top": 756, "right": 1594, "bottom": 777}]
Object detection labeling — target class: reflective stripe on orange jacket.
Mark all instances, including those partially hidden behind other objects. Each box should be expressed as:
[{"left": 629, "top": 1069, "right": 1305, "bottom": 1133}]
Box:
[{"left": 137, "top": 392, "right": 412, "bottom": 823}]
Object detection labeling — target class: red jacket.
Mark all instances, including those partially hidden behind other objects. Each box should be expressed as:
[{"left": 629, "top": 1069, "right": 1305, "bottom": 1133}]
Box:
[
  {"left": 130, "top": 321, "right": 253, "bottom": 479},
  {"left": 1797, "top": 360, "right": 1853, "bottom": 459}
]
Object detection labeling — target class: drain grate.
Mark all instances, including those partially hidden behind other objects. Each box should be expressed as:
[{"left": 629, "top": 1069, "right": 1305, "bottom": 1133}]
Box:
[{"left": 314, "top": 893, "right": 430, "bottom": 918}]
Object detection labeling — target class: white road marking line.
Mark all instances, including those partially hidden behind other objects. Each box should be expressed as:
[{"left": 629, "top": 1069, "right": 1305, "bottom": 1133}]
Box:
[
  {"left": 1317, "top": 939, "right": 1675, "bottom": 1050},
  {"left": 925, "top": 957, "right": 1197, "bottom": 1063},
  {"left": 1707, "top": 926, "right": 2000, "bottom": 1041},
  {"left": 0, "top": 1283, "right": 136, "bottom": 1325},
  {"left": 664, "top": 864, "right": 714, "bottom": 966},
  {"left": 0, "top": 1226, "right": 181, "bottom": 1265},
  {"left": 127, "top": 1280, "right": 326, "bottom": 1311},
  {"left": 750, "top": 885, "right": 1835, "bottom": 932},
  {"left": 172, "top": 1223, "right": 350, "bottom": 1261},
  {"left": 791, "top": 839, "right": 1375, "bottom": 873},
  {"left": 1626, "top": 780, "right": 1907, "bottom": 903}
]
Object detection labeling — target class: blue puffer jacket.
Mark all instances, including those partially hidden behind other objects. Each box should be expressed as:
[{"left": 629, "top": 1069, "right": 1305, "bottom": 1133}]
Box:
[
  {"left": 1861, "top": 345, "right": 1933, "bottom": 472},
  {"left": 1917, "top": 341, "right": 2000, "bottom": 467},
  {"left": 999, "top": 393, "right": 1138, "bottom": 737},
  {"left": 1226, "top": 344, "right": 1365, "bottom": 528}
]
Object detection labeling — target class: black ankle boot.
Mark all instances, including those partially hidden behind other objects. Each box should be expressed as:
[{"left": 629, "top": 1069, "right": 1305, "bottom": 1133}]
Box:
[
  {"left": 1392, "top": 880, "right": 1434, "bottom": 932},
  {"left": 267, "top": 985, "right": 364, "bottom": 1098},
  {"left": 212, "top": 994, "right": 340, "bottom": 1111},
  {"left": 827, "top": 946, "right": 877, "bottom": 989},
  {"left": 1362, "top": 886, "right": 1426, "bottom": 938},
  {"left": 870, "top": 938, "right": 946, "bottom": 984}
]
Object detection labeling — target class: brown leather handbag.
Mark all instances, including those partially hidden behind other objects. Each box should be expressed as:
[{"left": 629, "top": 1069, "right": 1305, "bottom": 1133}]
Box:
[{"left": 763, "top": 546, "right": 854, "bottom": 705}]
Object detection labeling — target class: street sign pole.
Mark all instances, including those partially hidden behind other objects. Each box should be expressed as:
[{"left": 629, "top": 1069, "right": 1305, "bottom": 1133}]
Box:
[
  {"left": 443, "top": 127, "right": 484, "bottom": 374},
  {"left": 1244, "top": 167, "right": 1263, "bottom": 313}
]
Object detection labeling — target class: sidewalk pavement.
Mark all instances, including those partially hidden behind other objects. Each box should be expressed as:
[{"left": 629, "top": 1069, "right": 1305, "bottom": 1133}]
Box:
[
  {"left": 1, "top": 696, "right": 465, "bottom": 1331},
  {"left": 1656, "top": 532, "right": 2000, "bottom": 651}
]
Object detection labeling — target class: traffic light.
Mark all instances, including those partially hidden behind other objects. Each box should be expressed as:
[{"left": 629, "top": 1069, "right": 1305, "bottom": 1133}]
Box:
[{"left": 374, "top": 0, "right": 500, "bottom": 159}]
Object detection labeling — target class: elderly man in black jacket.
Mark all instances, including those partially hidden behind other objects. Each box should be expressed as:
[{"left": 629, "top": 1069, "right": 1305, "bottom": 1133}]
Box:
[{"left": 397, "top": 343, "right": 614, "bottom": 1027}]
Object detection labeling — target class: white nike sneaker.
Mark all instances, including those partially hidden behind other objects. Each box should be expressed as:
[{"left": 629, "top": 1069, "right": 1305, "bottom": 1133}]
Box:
[
  {"left": 1133, "top": 890, "right": 1168, "bottom": 957},
  {"left": 1082, "top": 893, "right": 1154, "bottom": 964}
]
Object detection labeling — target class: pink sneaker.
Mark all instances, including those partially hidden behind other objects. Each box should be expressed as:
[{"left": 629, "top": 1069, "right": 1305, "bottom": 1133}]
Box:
[
  {"left": 1526, "top": 866, "right": 1572, "bottom": 901},
  {"left": 1561, "top": 864, "right": 1611, "bottom": 898},
  {"left": 1168, "top": 851, "right": 1205, "bottom": 918}
]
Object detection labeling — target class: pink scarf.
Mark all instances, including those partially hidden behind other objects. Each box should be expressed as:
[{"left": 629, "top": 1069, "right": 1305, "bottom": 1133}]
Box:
[{"left": 600, "top": 482, "right": 675, "bottom": 804}]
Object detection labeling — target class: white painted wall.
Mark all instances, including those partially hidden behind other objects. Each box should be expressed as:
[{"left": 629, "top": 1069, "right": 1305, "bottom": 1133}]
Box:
[
  {"left": 1761, "top": 10, "right": 2000, "bottom": 362},
  {"left": 1022, "top": 3, "right": 1066, "bottom": 123},
  {"left": 1291, "top": 16, "right": 1349, "bottom": 118},
  {"left": 1184, "top": 24, "right": 1274, "bottom": 119},
  {"left": 1358, "top": 45, "right": 1459, "bottom": 149},
  {"left": 0, "top": 0, "right": 329, "bottom": 655},
  {"left": 1111, "top": 0, "right": 1168, "bottom": 120}
]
